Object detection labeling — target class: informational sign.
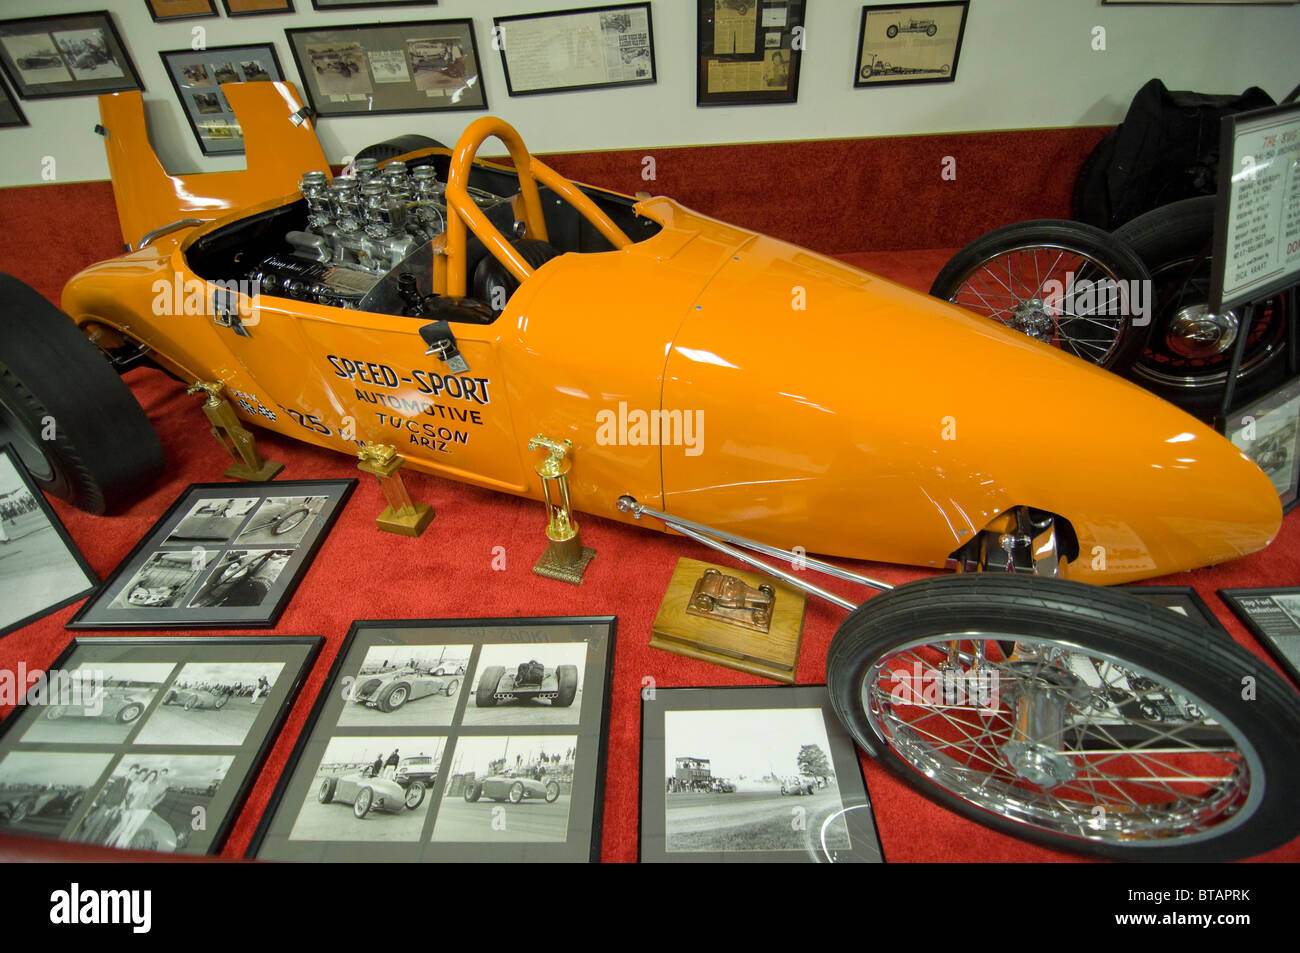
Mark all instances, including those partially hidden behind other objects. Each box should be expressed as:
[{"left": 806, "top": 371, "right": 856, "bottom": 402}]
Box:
[{"left": 1210, "top": 101, "right": 1300, "bottom": 312}]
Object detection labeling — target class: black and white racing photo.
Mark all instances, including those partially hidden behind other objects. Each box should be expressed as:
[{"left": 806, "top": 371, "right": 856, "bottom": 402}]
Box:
[
  {"left": 289, "top": 736, "right": 444, "bottom": 843},
  {"left": 433, "top": 735, "right": 576, "bottom": 843},
  {"left": 234, "top": 496, "right": 327, "bottom": 546},
  {"left": 71, "top": 753, "right": 234, "bottom": 853},
  {"left": 51, "top": 28, "right": 123, "bottom": 81},
  {"left": 0, "top": 32, "right": 71, "bottom": 85},
  {"left": 134, "top": 661, "right": 286, "bottom": 746},
  {"left": 337, "top": 643, "right": 471, "bottom": 727},
  {"left": 165, "top": 496, "right": 258, "bottom": 544},
  {"left": 21, "top": 662, "right": 174, "bottom": 745},
  {"left": 462, "top": 642, "right": 586, "bottom": 726},
  {"left": 0, "top": 751, "right": 111, "bottom": 839},
  {"left": 189, "top": 549, "right": 292, "bottom": 608},
  {"left": 0, "top": 447, "right": 96, "bottom": 635},
  {"left": 305, "top": 42, "right": 372, "bottom": 97},
  {"left": 107, "top": 549, "right": 215, "bottom": 610}
]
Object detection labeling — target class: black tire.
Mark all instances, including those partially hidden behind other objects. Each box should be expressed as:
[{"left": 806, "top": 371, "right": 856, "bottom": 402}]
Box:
[
  {"left": 476, "top": 666, "right": 505, "bottom": 707},
  {"left": 273, "top": 507, "right": 310, "bottom": 535},
  {"left": 930, "top": 221, "right": 1152, "bottom": 372},
  {"left": 1112, "top": 196, "right": 1289, "bottom": 412},
  {"left": 926, "top": 24, "right": 937, "bottom": 36},
  {"left": 442, "top": 678, "right": 460, "bottom": 697},
  {"left": 318, "top": 777, "right": 337, "bottom": 804},
  {"left": 116, "top": 702, "right": 144, "bottom": 724},
  {"left": 508, "top": 781, "right": 525, "bottom": 804},
  {"left": 355, "top": 134, "right": 447, "bottom": 165},
  {"left": 472, "top": 239, "right": 560, "bottom": 315},
  {"left": 826, "top": 574, "right": 1300, "bottom": 861},
  {"left": 464, "top": 780, "right": 483, "bottom": 803},
  {"left": 886, "top": 25, "right": 899, "bottom": 38},
  {"left": 377, "top": 681, "right": 410, "bottom": 713},
  {"left": 0, "top": 273, "right": 164, "bottom": 513},
  {"left": 353, "top": 787, "right": 373, "bottom": 819},
  {"left": 545, "top": 781, "right": 560, "bottom": 803},
  {"left": 404, "top": 781, "right": 426, "bottom": 810},
  {"left": 554, "top": 665, "right": 579, "bottom": 707}
]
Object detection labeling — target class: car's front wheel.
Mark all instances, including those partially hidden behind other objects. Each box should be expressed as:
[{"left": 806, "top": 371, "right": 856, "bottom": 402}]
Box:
[
  {"left": 353, "top": 787, "right": 374, "bottom": 819},
  {"left": 545, "top": 781, "right": 560, "bottom": 803},
  {"left": 0, "top": 273, "right": 164, "bottom": 513},
  {"left": 404, "top": 781, "right": 426, "bottom": 810},
  {"left": 508, "top": 781, "right": 525, "bottom": 804},
  {"left": 826, "top": 574, "right": 1300, "bottom": 860},
  {"left": 116, "top": 703, "right": 144, "bottom": 724}
]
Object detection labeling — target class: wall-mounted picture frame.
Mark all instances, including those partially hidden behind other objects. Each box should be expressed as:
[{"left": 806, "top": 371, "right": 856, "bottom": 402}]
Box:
[
  {"left": 697, "top": 0, "right": 804, "bottom": 107},
  {"left": 161, "top": 44, "right": 285, "bottom": 155},
  {"left": 311, "top": 0, "right": 439, "bottom": 9},
  {"left": 854, "top": 1, "right": 968, "bottom": 89},
  {"left": 285, "top": 19, "right": 486, "bottom": 118},
  {"left": 145, "top": 0, "right": 219, "bottom": 22},
  {"left": 1224, "top": 374, "right": 1300, "bottom": 513},
  {"left": 0, "top": 445, "right": 96, "bottom": 637},
  {"left": 247, "top": 616, "right": 616, "bottom": 862},
  {"left": 641, "top": 685, "right": 883, "bottom": 863},
  {"left": 1122, "top": 585, "right": 1229, "bottom": 632},
  {"left": 494, "top": 3, "right": 655, "bottom": 97},
  {"left": 1219, "top": 587, "right": 1300, "bottom": 686},
  {"left": 67, "top": 478, "right": 355, "bottom": 630},
  {"left": 0, "top": 11, "right": 142, "bottom": 100},
  {"left": 0, "top": 70, "right": 27, "bottom": 128},
  {"left": 221, "top": 0, "right": 295, "bottom": 16},
  {"left": 0, "top": 634, "right": 321, "bottom": 854}
]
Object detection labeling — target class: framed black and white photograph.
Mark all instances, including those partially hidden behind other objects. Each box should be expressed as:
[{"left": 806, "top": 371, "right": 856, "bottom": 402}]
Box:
[
  {"left": 311, "top": 0, "right": 438, "bottom": 8},
  {"left": 0, "top": 635, "right": 320, "bottom": 853},
  {"left": 67, "top": 479, "right": 354, "bottom": 630},
  {"left": 0, "top": 445, "right": 97, "bottom": 637},
  {"left": 145, "top": 0, "right": 219, "bottom": 22},
  {"left": 697, "top": 0, "right": 804, "bottom": 106},
  {"left": 855, "top": 1, "right": 969, "bottom": 88},
  {"left": 0, "top": 71, "right": 25, "bottom": 127},
  {"left": 248, "top": 616, "right": 616, "bottom": 862},
  {"left": 285, "top": 19, "right": 486, "bottom": 119},
  {"left": 161, "top": 44, "right": 285, "bottom": 155},
  {"left": 1224, "top": 374, "right": 1300, "bottom": 512},
  {"left": 0, "top": 11, "right": 142, "bottom": 100},
  {"left": 221, "top": 0, "right": 295, "bottom": 15},
  {"left": 641, "top": 685, "right": 884, "bottom": 863},
  {"left": 494, "top": 4, "right": 655, "bottom": 97},
  {"left": 1123, "top": 585, "right": 1228, "bottom": 631},
  {"left": 1219, "top": 587, "right": 1300, "bottom": 686}
]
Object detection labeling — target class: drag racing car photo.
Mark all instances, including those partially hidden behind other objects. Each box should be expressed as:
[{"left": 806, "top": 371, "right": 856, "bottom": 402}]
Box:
[
  {"left": 318, "top": 764, "right": 427, "bottom": 819},
  {"left": 162, "top": 688, "right": 230, "bottom": 712},
  {"left": 348, "top": 667, "right": 460, "bottom": 713},
  {"left": 2, "top": 81, "right": 1299, "bottom": 860},
  {"left": 475, "top": 660, "right": 580, "bottom": 709}
]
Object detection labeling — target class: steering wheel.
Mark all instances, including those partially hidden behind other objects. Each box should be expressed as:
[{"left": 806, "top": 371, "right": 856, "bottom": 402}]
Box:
[{"left": 439, "top": 117, "right": 633, "bottom": 298}]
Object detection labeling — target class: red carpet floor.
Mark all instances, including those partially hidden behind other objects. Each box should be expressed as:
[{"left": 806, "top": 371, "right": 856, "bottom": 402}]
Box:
[{"left": 1, "top": 197, "right": 1297, "bottom": 863}]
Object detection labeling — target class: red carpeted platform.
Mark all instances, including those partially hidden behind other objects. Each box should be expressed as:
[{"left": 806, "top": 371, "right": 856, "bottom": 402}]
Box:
[{"left": 1, "top": 130, "right": 1298, "bottom": 863}]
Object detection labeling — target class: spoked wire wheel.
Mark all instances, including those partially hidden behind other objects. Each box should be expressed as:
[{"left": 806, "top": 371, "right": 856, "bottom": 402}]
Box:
[
  {"left": 930, "top": 221, "right": 1151, "bottom": 371},
  {"left": 827, "top": 575, "right": 1300, "bottom": 860}
]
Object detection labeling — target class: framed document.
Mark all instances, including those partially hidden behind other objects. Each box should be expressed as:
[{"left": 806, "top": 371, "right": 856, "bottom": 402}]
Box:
[
  {"left": 248, "top": 616, "right": 616, "bottom": 862},
  {"left": 221, "top": 0, "right": 295, "bottom": 15},
  {"left": 495, "top": 3, "right": 655, "bottom": 97},
  {"left": 161, "top": 44, "right": 285, "bottom": 155},
  {"left": 0, "top": 635, "right": 320, "bottom": 854},
  {"left": 0, "top": 11, "right": 142, "bottom": 100},
  {"left": 285, "top": 19, "right": 486, "bottom": 118},
  {"left": 640, "top": 685, "right": 883, "bottom": 863},
  {"left": 854, "top": 1, "right": 969, "bottom": 89},
  {"left": 311, "top": 0, "right": 438, "bottom": 8},
  {"left": 1219, "top": 587, "right": 1300, "bottom": 686},
  {"left": 1224, "top": 374, "right": 1300, "bottom": 512},
  {"left": 0, "top": 445, "right": 96, "bottom": 637},
  {"left": 697, "top": 0, "right": 805, "bottom": 106},
  {"left": 145, "top": 0, "right": 219, "bottom": 21},
  {"left": 68, "top": 479, "right": 355, "bottom": 630}
]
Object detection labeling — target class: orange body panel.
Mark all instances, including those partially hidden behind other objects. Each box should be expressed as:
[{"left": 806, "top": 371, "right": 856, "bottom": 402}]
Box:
[{"left": 60, "top": 88, "right": 1282, "bottom": 585}]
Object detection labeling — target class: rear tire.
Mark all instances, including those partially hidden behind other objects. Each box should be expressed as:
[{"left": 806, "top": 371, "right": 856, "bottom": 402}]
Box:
[
  {"left": 476, "top": 666, "right": 505, "bottom": 707},
  {"left": 355, "top": 135, "right": 447, "bottom": 165},
  {"left": 0, "top": 273, "right": 164, "bottom": 513},
  {"left": 555, "top": 665, "right": 579, "bottom": 707}
]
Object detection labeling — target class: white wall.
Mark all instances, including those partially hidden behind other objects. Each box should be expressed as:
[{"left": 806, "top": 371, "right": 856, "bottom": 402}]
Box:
[{"left": 1, "top": 0, "right": 1296, "bottom": 188}]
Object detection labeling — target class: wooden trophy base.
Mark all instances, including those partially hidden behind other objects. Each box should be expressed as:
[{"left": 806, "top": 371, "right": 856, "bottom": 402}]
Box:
[
  {"left": 377, "top": 502, "right": 435, "bottom": 538},
  {"left": 224, "top": 459, "right": 284, "bottom": 482},
  {"left": 651, "top": 557, "right": 806, "bottom": 684}
]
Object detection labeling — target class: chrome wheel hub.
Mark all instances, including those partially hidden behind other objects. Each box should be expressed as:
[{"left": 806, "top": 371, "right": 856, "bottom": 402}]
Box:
[
  {"left": 1009, "top": 299, "right": 1055, "bottom": 343},
  {"left": 1166, "top": 305, "right": 1238, "bottom": 359}
]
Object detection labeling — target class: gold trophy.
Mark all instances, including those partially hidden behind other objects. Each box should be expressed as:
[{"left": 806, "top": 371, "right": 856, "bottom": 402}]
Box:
[
  {"left": 186, "top": 380, "right": 284, "bottom": 482},
  {"left": 528, "top": 434, "right": 595, "bottom": 584},
  {"left": 356, "top": 442, "right": 434, "bottom": 537}
]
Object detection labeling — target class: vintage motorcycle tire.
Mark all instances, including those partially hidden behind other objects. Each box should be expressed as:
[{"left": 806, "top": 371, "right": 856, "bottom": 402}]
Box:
[
  {"left": 929, "top": 221, "right": 1151, "bottom": 372},
  {"left": 1112, "top": 196, "right": 1289, "bottom": 411},
  {"left": 354, "top": 134, "right": 448, "bottom": 164},
  {"left": 0, "top": 273, "right": 164, "bottom": 514},
  {"left": 825, "top": 574, "right": 1300, "bottom": 861}
]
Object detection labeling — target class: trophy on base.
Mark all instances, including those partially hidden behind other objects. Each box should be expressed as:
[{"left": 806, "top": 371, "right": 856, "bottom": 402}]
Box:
[
  {"left": 356, "top": 442, "right": 434, "bottom": 537},
  {"left": 186, "top": 380, "right": 284, "bottom": 482},
  {"left": 528, "top": 434, "right": 595, "bottom": 585}
]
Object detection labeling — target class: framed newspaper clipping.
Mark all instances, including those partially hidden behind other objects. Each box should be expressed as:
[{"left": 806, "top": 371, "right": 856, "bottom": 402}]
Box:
[
  {"left": 697, "top": 0, "right": 804, "bottom": 106},
  {"left": 494, "top": 3, "right": 655, "bottom": 97}
]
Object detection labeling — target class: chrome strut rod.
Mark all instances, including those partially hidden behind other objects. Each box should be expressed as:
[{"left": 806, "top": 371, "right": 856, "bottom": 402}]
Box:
[{"left": 616, "top": 495, "right": 893, "bottom": 612}]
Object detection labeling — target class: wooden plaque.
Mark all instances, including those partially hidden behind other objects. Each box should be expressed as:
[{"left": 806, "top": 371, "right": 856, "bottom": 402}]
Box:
[{"left": 650, "top": 557, "right": 806, "bottom": 683}]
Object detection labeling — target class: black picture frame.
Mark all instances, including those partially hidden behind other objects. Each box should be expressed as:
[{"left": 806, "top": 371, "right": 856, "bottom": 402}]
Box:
[
  {"left": 697, "top": 0, "right": 805, "bottom": 107},
  {"left": 640, "top": 684, "right": 884, "bottom": 863},
  {"left": 1121, "top": 585, "right": 1230, "bottom": 632},
  {"left": 311, "top": 0, "right": 439, "bottom": 9},
  {"left": 0, "top": 71, "right": 25, "bottom": 127},
  {"left": 0, "top": 444, "right": 97, "bottom": 638},
  {"left": 221, "top": 0, "right": 296, "bottom": 16},
  {"left": 247, "top": 615, "right": 617, "bottom": 862},
  {"left": 1223, "top": 373, "right": 1300, "bottom": 513},
  {"left": 67, "top": 478, "right": 355, "bottom": 630},
  {"left": 1219, "top": 587, "right": 1300, "bottom": 686},
  {"left": 494, "top": 3, "right": 655, "bottom": 98},
  {"left": 0, "top": 11, "right": 143, "bottom": 100},
  {"left": 161, "top": 44, "right": 286, "bottom": 156},
  {"left": 145, "top": 0, "right": 220, "bottom": 22},
  {"left": 285, "top": 19, "right": 487, "bottom": 119},
  {"left": 854, "top": 1, "right": 969, "bottom": 89},
  {"left": 0, "top": 634, "right": 321, "bottom": 854}
]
